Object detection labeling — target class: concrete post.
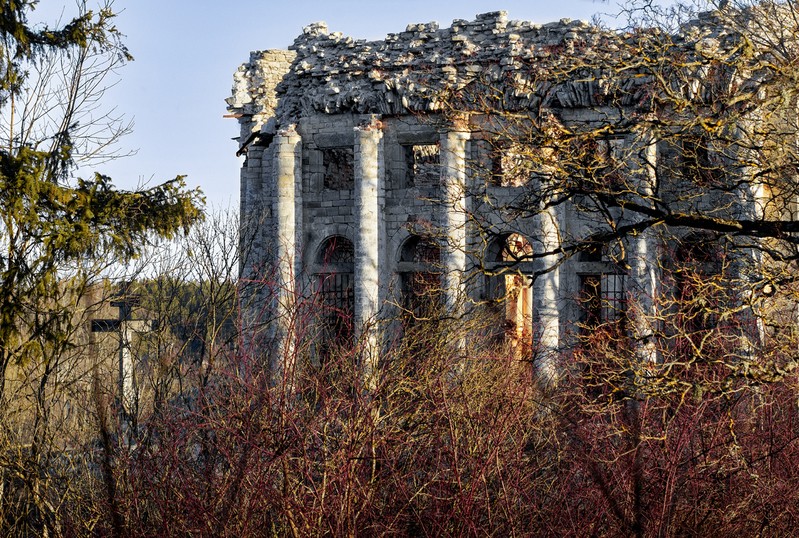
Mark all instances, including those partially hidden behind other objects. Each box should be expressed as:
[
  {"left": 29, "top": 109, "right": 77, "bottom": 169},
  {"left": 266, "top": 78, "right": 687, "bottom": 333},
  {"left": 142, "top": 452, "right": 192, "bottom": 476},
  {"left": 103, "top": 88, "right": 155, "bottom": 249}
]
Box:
[
  {"left": 273, "top": 125, "right": 302, "bottom": 383},
  {"left": 440, "top": 129, "right": 470, "bottom": 316},
  {"left": 354, "top": 117, "right": 384, "bottom": 388},
  {"left": 119, "top": 317, "right": 134, "bottom": 417}
]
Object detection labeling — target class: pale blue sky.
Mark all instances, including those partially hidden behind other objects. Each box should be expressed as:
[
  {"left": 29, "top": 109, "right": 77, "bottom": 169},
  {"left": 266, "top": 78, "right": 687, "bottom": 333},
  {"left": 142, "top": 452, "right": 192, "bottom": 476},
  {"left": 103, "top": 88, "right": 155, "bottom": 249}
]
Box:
[{"left": 34, "top": 0, "right": 618, "bottom": 208}]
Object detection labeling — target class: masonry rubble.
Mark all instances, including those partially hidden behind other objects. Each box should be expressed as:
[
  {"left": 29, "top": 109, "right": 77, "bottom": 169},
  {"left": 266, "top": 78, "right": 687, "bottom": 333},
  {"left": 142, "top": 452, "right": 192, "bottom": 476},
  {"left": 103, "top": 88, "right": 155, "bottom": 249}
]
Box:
[
  {"left": 228, "top": 9, "right": 766, "bottom": 383},
  {"left": 228, "top": 11, "right": 747, "bottom": 139}
]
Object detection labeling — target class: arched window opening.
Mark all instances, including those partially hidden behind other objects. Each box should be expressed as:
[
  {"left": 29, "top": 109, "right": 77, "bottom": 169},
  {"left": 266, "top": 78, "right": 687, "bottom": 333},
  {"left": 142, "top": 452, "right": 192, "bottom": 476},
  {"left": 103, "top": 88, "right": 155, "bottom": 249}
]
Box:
[
  {"left": 398, "top": 235, "right": 441, "bottom": 320},
  {"left": 485, "top": 233, "right": 534, "bottom": 357},
  {"left": 577, "top": 240, "right": 627, "bottom": 338},
  {"left": 314, "top": 236, "right": 354, "bottom": 356}
]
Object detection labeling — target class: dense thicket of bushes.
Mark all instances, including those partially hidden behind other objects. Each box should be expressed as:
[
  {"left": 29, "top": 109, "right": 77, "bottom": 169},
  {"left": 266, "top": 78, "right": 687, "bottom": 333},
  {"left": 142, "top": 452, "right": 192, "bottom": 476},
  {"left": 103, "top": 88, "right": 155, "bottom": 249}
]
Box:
[{"left": 47, "top": 309, "right": 799, "bottom": 537}]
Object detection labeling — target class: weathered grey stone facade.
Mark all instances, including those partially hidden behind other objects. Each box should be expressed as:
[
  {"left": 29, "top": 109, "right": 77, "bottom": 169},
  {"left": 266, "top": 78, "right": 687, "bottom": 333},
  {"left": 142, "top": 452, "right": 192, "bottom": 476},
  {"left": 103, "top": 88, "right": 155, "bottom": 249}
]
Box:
[{"left": 228, "top": 10, "right": 763, "bottom": 379}]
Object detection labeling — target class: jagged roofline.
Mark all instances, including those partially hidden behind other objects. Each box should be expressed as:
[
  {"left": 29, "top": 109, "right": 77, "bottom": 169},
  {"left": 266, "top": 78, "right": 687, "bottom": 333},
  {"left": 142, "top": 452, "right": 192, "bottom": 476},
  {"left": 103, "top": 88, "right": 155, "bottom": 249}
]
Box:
[{"left": 229, "top": 8, "right": 764, "bottom": 140}]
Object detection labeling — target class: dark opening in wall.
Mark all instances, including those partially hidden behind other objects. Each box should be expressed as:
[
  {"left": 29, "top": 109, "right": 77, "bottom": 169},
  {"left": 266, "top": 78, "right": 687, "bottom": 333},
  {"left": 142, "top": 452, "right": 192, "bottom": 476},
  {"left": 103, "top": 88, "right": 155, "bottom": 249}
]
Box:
[
  {"left": 399, "top": 235, "right": 441, "bottom": 319},
  {"left": 323, "top": 147, "right": 354, "bottom": 190},
  {"left": 673, "top": 234, "right": 730, "bottom": 357},
  {"left": 591, "top": 137, "right": 626, "bottom": 189},
  {"left": 404, "top": 143, "right": 440, "bottom": 187},
  {"left": 315, "top": 236, "right": 355, "bottom": 358},
  {"left": 680, "top": 135, "right": 724, "bottom": 187},
  {"left": 579, "top": 274, "right": 626, "bottom": 328},
  {"left": 577, "top": 242, "right": 627, "bottom": 335},
  {"left": 485, "top": 233, "right": 534, "bottom": 358},
  {"left": 490, "top": 142, "right": 533, "bottom": 187}
]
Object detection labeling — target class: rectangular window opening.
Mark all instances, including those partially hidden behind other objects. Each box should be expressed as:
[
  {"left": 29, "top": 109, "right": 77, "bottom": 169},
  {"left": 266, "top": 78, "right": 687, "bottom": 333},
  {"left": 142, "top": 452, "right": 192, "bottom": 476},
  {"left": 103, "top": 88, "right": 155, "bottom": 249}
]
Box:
[
  {"left": 323, "top": 147, "right": 354, "bottom": 190},
  {"left": 491, "top": 143, "right": 533, "bottom": 187},
  {"left": 579, "top": 273, "right": 627, "bottom": 330},
  {"left": 405, "top": 144, "right": 440, "bottom": 187}
]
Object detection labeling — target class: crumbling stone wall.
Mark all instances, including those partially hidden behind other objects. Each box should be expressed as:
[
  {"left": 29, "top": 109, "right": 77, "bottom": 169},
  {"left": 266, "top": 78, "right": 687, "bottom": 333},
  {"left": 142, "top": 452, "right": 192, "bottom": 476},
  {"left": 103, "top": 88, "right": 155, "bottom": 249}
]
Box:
[
  {"left": 229, "top": 9, "right": 761, "bottom": 377},
  {"left": 227, "top": 12, "right": 649, "bottom": 369},
  {"left": 229, "top": 12, "right": 620, "bottom": 129},
  {"left": 228, "top": 50, "right": 296, "bottom": 139},
  {"left": 228, "top": 9, "right": 750, "bottom": 138}
]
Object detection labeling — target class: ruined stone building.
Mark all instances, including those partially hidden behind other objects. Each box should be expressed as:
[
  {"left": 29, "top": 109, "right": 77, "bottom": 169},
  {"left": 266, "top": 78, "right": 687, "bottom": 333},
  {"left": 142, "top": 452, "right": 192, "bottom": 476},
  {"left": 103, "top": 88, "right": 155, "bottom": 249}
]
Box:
[{"left": 228, "top": 9, "right": 788, "bottom": 378}]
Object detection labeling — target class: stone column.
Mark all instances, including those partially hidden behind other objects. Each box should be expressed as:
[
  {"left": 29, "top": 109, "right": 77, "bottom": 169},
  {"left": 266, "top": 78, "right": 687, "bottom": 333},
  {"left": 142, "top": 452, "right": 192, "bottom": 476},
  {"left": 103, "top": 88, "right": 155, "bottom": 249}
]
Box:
[
  {"left": 440, "top": 129, "right": 470, "bottom": 316},
  {"left": 238, "top": 143, "right": 267, "bottom": 344},
  {"left": 730, "top": 129, "right": 764, "bottom": 355},
  {"left": 354, "top": 117, "right": 384, "bottom": 388},
  {"left": 273, "top": 125, "right": 302, "bottom": 383},
  {"left": 239, "top": 145, "right": 262, "bottom": 271},
  {"left": 534, "top": 203, "right": 561, "bottom": 385},
  {"left": 627, "top": 133, "right": 659, "bottom": 364}
]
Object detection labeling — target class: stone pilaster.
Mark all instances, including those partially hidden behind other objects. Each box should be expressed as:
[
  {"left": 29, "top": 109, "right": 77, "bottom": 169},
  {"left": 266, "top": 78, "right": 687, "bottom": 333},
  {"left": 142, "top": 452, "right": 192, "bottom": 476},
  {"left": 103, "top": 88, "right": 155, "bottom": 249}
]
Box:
[
  {"left": 627, "top": 133, "right": 659, "bottom": 364},
  {"left": 238, "top": 143, "right": 267, "bottom": 342},
  {"left": 354, "top": 117, "right": 384, "bottom": 388},
  {"left": 728, "top": 129, "right": 764, "bottom": 355},
  {"left": 273, "top": 125, "right": 302, "bottom": 383},
  {"left": 534, "top": 204, "right": 561, "bottom": 384},
  {"left": 440, "top": 129, "right": 470, "bottom": 316}
]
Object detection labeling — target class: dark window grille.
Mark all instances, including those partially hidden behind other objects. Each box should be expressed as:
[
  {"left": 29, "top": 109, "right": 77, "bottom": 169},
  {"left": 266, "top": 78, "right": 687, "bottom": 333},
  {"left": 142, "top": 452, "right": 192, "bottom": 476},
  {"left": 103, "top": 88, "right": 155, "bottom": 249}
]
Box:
[
  {"left": 401, "top": 271, "right": 440, "bottom": 319},
  {"left": 675, "top": 235, "right": 727, "bottom": 351},
  {"left": 412, "top": 240, "right": 439, "bottom": 264},
  {"left": 577, "top": 238, "right": 628, "bottom": 334},
  {"left": 399, "top": 234, "right": 442, "bottom": 320},
  {"left": 315, "top": 236, "right": 355, "bottom": 356},
  {"left": 316, "top": 272, "right": 354, "bottom": 356},
  {"left": 320, "top": 237, "right": 354, "bottom": 264},
  {"left": 580, "top": 273, "right": 627, "bottom": 329},
  {"left": 400, "top": 235, "right": 440, "bottom": 265}
]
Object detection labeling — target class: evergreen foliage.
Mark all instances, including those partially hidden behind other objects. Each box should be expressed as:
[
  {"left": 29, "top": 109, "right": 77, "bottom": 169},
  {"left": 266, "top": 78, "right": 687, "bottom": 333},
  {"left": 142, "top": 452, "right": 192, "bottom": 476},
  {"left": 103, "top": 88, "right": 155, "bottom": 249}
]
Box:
[{"left": 0, "top": 1, "right": 202, "bottom": 393}]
